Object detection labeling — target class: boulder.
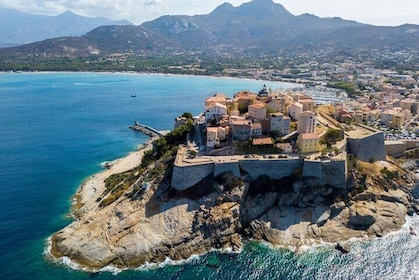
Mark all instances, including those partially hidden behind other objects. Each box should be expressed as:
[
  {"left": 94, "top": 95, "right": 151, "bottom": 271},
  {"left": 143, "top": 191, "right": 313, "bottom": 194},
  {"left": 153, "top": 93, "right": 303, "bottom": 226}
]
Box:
[{"left": 348, "top": 202, "right": 376, "bottom": 230}]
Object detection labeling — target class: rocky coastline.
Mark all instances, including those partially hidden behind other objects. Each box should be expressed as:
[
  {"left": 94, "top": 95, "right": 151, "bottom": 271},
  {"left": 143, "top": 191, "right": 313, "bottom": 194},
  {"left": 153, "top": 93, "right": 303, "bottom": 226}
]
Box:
[{"left": 48, "top": 145, "right": 419, "bottom": 271}]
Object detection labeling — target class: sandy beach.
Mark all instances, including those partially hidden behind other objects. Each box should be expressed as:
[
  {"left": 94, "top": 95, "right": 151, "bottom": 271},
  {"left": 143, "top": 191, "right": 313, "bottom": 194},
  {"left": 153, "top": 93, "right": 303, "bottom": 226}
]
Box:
[{"left": 73, "top": 139, "right": 155, "bottom": 215}]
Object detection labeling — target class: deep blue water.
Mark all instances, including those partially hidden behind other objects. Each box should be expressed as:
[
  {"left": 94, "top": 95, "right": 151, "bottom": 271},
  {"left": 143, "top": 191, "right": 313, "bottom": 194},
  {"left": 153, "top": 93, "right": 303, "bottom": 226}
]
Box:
[{"left": 0, "top": 72, "right": 418, "bottom": 280}]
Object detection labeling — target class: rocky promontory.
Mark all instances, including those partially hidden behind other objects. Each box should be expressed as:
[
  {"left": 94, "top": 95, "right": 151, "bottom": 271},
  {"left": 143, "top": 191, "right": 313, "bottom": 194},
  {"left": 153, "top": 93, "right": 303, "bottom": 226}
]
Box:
[{"left": 49, "top": 145, "right": 418, "bottom": 271}]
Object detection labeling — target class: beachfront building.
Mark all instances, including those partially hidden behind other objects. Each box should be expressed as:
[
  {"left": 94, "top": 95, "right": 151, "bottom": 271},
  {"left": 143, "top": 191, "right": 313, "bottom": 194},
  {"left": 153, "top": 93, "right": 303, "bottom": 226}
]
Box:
[
  {"left": 297, "top": 111, "right": 316, "bottom": 134},
  {"left": 296, "top": 133, "right": 320, "bottom": 153}
]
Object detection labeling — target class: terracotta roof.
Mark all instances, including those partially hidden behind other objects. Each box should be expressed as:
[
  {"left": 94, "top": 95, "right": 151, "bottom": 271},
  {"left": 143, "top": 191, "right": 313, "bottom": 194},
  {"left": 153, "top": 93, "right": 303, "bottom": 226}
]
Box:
[
  {"left": 252, "top": 136, "right": 274, "bottom": 146},
  {"left": 249, "top": 103, "right": 266, "bottom": 109},
  {"left": 299, "top": 133, "right": 319, "bottom": 140}
]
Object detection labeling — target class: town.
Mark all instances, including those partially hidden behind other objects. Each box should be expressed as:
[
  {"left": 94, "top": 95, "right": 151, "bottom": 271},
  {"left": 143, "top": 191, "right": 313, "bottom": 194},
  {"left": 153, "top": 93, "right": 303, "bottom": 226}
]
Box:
[{"left": 170, "top": 74, "right": 419, "bottom": 190}]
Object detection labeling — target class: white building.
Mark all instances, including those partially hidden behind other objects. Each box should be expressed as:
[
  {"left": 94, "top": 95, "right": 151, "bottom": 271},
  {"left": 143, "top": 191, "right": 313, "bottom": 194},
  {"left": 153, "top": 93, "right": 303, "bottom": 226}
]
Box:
[
  {"left": 288, "top": 102, "right": 303, "bottom": 120},
  {"left": 297, "top": 111, "right": 316, "bottom": 134},
  {"left": 205, "top": 102, "right": 227, "bottom": 122},
  {"left": 270, "top": 113, "right": 291, "bottom": 135}
]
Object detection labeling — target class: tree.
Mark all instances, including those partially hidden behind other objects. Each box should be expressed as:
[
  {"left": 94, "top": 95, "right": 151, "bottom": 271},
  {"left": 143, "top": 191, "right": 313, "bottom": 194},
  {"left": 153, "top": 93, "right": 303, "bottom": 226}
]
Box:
[
  {"left": 182, "top": 112, "right": 193, "bottom": 119},
  {"left": 321, "top": 128, "right": 343, "bottom": 148}
]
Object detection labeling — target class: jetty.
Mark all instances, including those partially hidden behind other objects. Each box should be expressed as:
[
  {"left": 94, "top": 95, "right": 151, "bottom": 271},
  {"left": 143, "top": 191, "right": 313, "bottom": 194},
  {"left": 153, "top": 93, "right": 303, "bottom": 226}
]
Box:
[{"left": 129, "top": 121, "right": 164, "bottom": 137}]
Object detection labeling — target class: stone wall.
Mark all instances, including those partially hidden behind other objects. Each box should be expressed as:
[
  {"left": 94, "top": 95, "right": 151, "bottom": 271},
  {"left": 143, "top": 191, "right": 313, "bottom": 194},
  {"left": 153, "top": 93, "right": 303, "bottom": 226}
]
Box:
[
  {"left": 302, "top": 155, "right": 347, "bottom": 189},
  {"left": 172, "top": 155, "right": 347, "bottom": 191},
  {"left": 214, "top": 160, "right": 241, "bottom": 178},
  {"left": 171, "top": 163, "right": 214, "bottom": 191},
  {"left": 347, "top": 132, "right": 386, "bottom": 162},
  {"left": 385, "top": 141, "right": 406, "bottom": 157},
  {"left": 239, "top": 158, "right": 304, "bottom": 180}
]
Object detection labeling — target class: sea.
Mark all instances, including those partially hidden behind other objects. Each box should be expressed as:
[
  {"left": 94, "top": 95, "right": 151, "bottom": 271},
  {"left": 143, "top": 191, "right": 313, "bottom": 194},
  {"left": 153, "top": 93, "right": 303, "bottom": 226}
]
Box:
[{"left": 0, "top": 72, "right": 417, "bottom": 280}]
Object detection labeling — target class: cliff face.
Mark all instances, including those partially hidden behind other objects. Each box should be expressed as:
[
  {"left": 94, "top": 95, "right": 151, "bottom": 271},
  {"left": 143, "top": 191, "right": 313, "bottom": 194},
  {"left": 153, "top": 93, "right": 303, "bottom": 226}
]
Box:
[{"left": 50, "top": 153, "right": 418, "bottom": 271}]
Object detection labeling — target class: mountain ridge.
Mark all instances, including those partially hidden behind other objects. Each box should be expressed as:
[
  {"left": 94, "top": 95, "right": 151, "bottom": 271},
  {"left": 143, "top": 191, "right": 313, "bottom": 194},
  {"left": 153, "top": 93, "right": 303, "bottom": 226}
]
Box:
[
  {"left": 0, "top": 0, "right": 418, "bottom": 60},
  {"left": 0, "top": 7, "right": 132, "bottom": 47}
]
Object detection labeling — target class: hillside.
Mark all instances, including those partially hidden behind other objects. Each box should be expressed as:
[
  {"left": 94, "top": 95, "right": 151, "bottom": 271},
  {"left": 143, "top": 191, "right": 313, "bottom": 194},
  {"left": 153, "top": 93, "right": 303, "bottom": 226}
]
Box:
[
  {"left": 1, "top": 0, "right": 419, "bottom": 67},
  {"left": 0, "top": 8, "right": 132, "bottom": 47}
]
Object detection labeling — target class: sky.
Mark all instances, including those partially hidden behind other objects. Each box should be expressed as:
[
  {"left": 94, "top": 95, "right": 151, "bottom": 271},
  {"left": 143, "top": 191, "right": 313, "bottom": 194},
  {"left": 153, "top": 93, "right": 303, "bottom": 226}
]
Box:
[{"left": 0, "top": 0, "right": 418, "bottom": 26}]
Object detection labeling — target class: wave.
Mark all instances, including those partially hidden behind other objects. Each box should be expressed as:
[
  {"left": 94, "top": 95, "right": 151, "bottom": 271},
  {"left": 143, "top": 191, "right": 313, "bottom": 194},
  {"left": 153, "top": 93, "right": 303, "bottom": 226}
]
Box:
[{"left": 73, "top": 82, "right": 91, "bottom": 86}]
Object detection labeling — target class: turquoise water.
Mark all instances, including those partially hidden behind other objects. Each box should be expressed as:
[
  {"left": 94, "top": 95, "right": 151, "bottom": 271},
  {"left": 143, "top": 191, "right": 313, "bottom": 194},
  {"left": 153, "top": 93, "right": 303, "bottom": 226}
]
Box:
[{"left": 0, "top": 72, "right": 418, "bottom": 280}]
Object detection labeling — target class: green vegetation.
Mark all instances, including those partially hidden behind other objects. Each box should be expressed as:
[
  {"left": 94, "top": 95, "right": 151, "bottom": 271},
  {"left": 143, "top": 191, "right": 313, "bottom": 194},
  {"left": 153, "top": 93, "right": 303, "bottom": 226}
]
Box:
[
  {"left": 215, "top": 172, "right": 244, "bottom": 191},
  {"left": 347, "top": 154, "right": 359, "bottom": 170},
  {"left": 153, "top": 119, "right": 193, "bottom": 159},
  {"left": 380, "top": 167, "right": 399, "bottom": 180},
  {"left": 327, "top": 81, "right": 359, "bottom": 97},
  {"left": 320, "top": 128, "right": 343, "bottom": 148},
  {"left": 181, "top": 112, "right": 193, "bottom": 119}
]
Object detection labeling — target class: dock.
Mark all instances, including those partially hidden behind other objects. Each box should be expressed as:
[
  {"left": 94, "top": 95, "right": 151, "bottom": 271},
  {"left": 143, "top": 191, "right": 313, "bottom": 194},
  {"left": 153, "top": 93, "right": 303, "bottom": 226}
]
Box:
[{"left": 129, "top": 121, "right": 165, "bottom": 137}]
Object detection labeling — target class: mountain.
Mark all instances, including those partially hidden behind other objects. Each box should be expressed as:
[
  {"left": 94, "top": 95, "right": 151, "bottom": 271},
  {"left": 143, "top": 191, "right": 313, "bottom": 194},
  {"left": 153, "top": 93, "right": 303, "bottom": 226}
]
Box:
[
  {"left": 0, "top": 7, "right": 132, "bottom": 47},
  {"left": 1, "top": 0, "right": 419, "bottom": 59}
]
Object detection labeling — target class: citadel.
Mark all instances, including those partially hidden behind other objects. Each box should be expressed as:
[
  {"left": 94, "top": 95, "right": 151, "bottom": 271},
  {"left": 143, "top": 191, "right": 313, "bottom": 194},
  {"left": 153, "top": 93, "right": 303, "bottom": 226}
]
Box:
[{"left": 170, "top": 87, "right": 398, "bottom": 191}]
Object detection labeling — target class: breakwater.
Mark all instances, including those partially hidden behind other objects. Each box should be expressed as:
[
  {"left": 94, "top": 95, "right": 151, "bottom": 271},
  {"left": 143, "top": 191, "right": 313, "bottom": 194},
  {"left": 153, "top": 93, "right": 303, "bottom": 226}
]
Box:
[{"left": 129, "top": 122, "right": 164, "bottom": 137}]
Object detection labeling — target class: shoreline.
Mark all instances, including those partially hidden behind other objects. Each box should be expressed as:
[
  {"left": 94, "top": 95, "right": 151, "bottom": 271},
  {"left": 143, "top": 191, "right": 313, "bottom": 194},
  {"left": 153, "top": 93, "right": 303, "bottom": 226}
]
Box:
[{"left": 71, "top": 137, "right": 155, "bottom": 217}]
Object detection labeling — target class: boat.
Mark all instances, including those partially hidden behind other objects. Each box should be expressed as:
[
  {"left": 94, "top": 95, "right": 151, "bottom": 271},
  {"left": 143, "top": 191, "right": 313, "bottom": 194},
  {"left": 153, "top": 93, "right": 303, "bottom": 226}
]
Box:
[{"left": 131, "top": 94, "right": 136, "bottom": 97}]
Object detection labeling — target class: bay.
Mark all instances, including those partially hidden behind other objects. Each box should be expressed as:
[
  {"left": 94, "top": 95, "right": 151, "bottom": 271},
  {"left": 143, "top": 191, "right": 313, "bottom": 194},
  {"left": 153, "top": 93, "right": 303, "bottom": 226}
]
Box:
[{"left": 0, "top": 72, "right": 417, "bottom": 280}]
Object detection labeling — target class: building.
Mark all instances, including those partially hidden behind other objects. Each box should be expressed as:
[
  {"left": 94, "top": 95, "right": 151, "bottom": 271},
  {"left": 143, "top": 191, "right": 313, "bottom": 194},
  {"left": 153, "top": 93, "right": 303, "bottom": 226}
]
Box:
[
  {"left": 205, "top": 93, "right": 228, "bottom": 107},
  {"left": 230, "top": 119, "right": 252, "bottom": 141},
  {"left": 206, "top": 127, "right": 219, "bottom": 148},
  {"left": 389, "top": 112, "right": 405, "bottom": 129},
  {"left": 205, "top": 102, "right": 227, "bottom": 122},
  {"left": 234, "top": 91, "right": 257, "bottom": 109},
  {"left": 297, "top": 133, "right": 320, "bottom": 153},
  {"left": 248, "top": 103, "right": 267, "bottom": 120},
  {"left": 299, "top": 97, "right": 316, "bottom": 113},
  {"left": 276, "top": 143, "right": 292, "bottom": 153},
  {"left": 270, "top": 113, "right": 290, "bottom": 135},
  {"left": 354, "top": 110, "right": 364, "bottom": 123},
  {"left": 267, "top": 96, "right": 286, "bottom": 113},
  {"left": 365, "top": 109, "right": 381, "bottom": 122},
  {"left": 251, "top": 122, "right": 262, "bottom": 137},
  {"left": 288, "top": 102, "right": 303, "bottom": 120},
  {"left": 252, "top": 136, "right": 274, "bottom": 147},
  {"left": 297, "top": 111, "right": 316, "bottom": 134},
  {"left": 399, "top": 99, "right": 415, "bottom": 113}
]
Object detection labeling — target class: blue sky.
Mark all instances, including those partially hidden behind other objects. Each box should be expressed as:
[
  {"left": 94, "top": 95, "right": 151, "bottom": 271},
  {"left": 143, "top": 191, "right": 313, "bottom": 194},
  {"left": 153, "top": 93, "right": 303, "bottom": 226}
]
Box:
[{"left": 0, "top": 0, "right": 417, "bottom": 26}]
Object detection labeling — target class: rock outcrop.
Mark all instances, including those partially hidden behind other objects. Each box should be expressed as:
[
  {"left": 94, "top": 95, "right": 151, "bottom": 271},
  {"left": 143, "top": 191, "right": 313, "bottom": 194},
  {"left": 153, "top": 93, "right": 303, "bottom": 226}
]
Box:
[{"left": 49, "top": 155, "right": 418, "bottom": 271}]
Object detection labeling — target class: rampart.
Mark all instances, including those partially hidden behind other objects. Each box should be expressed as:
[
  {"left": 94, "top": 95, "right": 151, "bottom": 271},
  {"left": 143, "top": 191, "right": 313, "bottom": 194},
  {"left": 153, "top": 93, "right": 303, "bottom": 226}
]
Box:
[
  {"left": 172, "top": 162, "right": 214, "bottom": 191},
  {"left": 347, "top": 131, "right": 386, "bottom": 162},
  {"left": 239, "top": 158, "right": 304, "bottom": 180},
  {"left": 171, "top": 151, "right": 347, "bottom": 191},
  {"left": 302, "top": 153, "right": 347, "bottom": 189}
]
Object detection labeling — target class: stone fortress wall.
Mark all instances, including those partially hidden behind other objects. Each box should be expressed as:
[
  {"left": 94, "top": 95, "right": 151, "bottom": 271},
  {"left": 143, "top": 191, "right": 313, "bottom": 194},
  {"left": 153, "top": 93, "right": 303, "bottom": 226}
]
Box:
[
  {"left": 171, "top": 152, "right": 347, "bottom": 191},
  {"left": 347, "top": 131, "right": 386, "bottom": 162}
]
